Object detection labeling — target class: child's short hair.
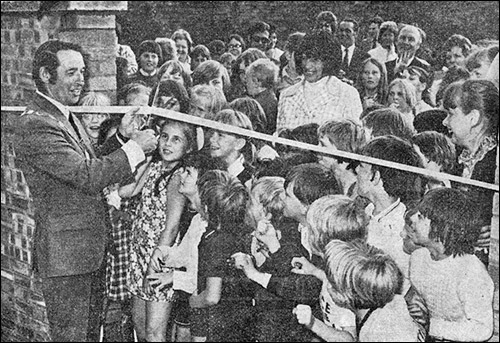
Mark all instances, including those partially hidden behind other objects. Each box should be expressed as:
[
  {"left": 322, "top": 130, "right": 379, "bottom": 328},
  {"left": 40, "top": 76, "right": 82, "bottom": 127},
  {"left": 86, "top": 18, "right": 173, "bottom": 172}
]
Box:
[
  {"left": 190, "top": 44, "right": 211, "bottom": 60},
  {"left": 324, "top": 239, "right": 403, "bottom": 311},
  {"left": 246, "top": 58, "right": 279, "bottom": 90},
  {"left": 416, "top": 187, "right": 481, "bottom": 257},
  {"left": 318, "top": 119, "right": 367, "bottom": 154},
  {"left": 192, "top": 60, "right": 231, "bottom": 92},
  {"left": 79, "top": 91, "right": 111, "bottom": 107},
  {"left": 179, "top": 150, "right": 217, "bottom": 178},
  {"left": 232, "top": 48, "right": 267, "bottom": 79},
  {"left": 189, "top": 84, "right": 227, "bottom": 119},
  {"left": 220, "top": 52, "right": 236, "bottom": 66},
  {"left": 358, "top": 135, "right": 424, "bottom": 204},
  {"left": 158, "top": 60, "right": 192, "bottom": 88},
  {"left": 306, "top": 195, "right": 368, "bottom": 256},
  {"left": 388, "top": 78, "right": 418, "bottom": 112},
  {"left": 362, "top": 107, "right": 416, "bottom": 141},
  {"left": 284, "top": 163, "right": 340, "bottom": 206},
  {"left": 210, "top": 109, "right": 255, "bottom": 163},
  {"left": 229, "top": 97, "right": 268, "bottom": 134},
  {"left": 276, "top": 123, "right": 319, "bottom": 157},
  {"left": 155, "top": 37, "right": 177, "bottom": 64},
  {"left": 136, "top": 40, "right": 162, "bottom": 62},
  {"left": 198, "top": 170, "right": 249, "bottom": 232},
  {"left": 247, "top": 176, "right": 285, "bottom": 228},
  {"left": 118, "top": 82, "right": 151, "bottom": 105},
  {"left": 150, "top": 79, "right": 190, "bottom": 113},
  {"left": 413, "top": 109, "right": 449, "bottom": 135},
  {"left": 411, "top": 131, "right": 456, "bottom": 174}
]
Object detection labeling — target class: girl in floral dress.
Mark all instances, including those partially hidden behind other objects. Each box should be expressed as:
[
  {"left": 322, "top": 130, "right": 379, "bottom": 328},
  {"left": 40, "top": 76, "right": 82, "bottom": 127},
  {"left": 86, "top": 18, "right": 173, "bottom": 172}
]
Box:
[{"left": 121, "top": 119, "right": 197, "bottom": 341}]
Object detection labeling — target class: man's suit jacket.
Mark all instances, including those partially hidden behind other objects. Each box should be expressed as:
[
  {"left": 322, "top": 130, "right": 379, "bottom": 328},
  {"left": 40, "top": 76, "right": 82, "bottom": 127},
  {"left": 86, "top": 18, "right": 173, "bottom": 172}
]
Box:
[
  {"left": 14, "top": 93, "right": 135, "bottom": 278},
  {"left": 343, "top": 45, "right": 370, "bottom": 82},
  {"left": 385, "top": 56, "right": 431, "bottom": 83}
]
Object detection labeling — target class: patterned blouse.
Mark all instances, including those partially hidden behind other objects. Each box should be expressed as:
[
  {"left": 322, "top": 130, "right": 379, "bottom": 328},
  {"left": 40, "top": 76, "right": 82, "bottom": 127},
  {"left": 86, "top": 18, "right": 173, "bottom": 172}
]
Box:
[{"left": 277, "top": 76, "right": 363, "bottom": 131}]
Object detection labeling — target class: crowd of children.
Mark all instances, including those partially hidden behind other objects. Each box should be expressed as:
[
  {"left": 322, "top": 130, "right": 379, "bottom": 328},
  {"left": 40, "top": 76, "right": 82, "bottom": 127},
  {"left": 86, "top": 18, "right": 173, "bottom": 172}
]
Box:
[{"left": 74, "top": 10, "right": 498, "bottom": 343}]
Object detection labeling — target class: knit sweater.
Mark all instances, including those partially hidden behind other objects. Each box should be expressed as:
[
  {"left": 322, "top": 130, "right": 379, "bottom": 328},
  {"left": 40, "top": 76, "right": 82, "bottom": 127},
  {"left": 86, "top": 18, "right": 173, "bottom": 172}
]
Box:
[{"left": 409, "top": 248, "right": 494, "bottom": 341}]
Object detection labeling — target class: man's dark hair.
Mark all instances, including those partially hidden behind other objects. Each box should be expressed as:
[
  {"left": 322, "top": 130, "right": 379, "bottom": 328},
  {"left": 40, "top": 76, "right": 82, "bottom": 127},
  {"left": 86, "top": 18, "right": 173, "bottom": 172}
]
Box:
[
  {"left": 248, "top": 21, "right": 270, "bottom": 38},
  {"left": 32, "top": 40, "right": 86, "bottom": 92}
]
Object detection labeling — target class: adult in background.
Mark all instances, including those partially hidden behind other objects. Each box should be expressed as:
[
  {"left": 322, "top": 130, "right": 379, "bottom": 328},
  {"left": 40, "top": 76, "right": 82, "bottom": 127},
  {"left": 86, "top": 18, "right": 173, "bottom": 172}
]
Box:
[
  {"left": 386, "top": 24, "right": 430, "bottom": 83},
  {"left": 266, "top": 23, "right": 284, "bottom": 66},
  {"left": 368, "top": 20, "right": 398, "bottom": 65},
  {"left": 313, "top": 10, "right": 338, "bottom": 35},
  {"left": 277, "top": 30, "right": 362, "bottom": 132},
  {"left": 248, "top": 21, "right": 271, "bottom": 53},
  {"left": 442, "top": 79, "right": 498, "bottom": 266},
  {"left": 360, "top": 16, "right": 384, "bottom": 52},
  {"left": 337, "top": 18, "right": 370, "bottom": 84},
  {"left": 13, "top": 40, "right": 158, "bottom": 342},
  {"left": 171, "top": 29, "right": 194, "bottom": 75},
  {"left": 227, "top": 33, "right": 246, "bottom": 58},
  {"left": 429, "top": 34, "right": 473, "bottom": 105}
]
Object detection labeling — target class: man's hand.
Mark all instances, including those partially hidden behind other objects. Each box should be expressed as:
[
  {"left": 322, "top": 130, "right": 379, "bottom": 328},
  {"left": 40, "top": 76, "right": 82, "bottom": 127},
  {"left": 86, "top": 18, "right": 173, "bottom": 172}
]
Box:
[
  {"left": 119, "top": 106, "right": 148, "bottom": 138},
  {"left": 131, "top": 129, "right": 158, "bottom": 154}
]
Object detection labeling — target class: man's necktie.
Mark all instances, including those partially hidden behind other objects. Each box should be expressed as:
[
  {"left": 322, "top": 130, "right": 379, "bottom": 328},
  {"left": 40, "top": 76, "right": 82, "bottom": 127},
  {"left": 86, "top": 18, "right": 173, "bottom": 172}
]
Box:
[{"left": 342, "top": 47, "right": 349, "bottom": 71}]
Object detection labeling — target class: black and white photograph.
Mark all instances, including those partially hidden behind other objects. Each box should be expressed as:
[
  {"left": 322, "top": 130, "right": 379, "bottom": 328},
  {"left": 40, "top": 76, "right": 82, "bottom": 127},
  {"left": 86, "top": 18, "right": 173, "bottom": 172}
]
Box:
[{"left": 1, "top": 1, "right": 499, "bottom": 342}]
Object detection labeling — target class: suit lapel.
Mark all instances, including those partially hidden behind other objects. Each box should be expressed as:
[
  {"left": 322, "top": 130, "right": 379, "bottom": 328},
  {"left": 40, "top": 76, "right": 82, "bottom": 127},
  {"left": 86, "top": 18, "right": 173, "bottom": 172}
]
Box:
[{"left": 33, "top": 94, "right": 92, "bottom": 158}]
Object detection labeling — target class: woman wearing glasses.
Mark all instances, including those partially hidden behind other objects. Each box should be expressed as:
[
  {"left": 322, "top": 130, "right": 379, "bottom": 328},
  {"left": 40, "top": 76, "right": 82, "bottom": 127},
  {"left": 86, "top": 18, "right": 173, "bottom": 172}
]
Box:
[{"left": 227, "top": 34, "right": 246, "bottom": 57}]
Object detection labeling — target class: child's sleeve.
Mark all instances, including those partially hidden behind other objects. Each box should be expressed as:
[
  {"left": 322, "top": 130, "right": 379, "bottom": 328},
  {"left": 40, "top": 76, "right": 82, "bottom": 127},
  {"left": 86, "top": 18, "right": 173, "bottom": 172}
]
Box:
[{"left": 429, "top": 262, "right": 494, "bottom": 341}]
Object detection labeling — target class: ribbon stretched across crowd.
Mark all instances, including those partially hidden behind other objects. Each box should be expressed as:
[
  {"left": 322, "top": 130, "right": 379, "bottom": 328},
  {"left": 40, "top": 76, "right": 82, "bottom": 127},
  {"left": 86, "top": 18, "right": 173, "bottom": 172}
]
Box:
[{"left": 3, "top": 105, "right": 498, "bottom": 192}]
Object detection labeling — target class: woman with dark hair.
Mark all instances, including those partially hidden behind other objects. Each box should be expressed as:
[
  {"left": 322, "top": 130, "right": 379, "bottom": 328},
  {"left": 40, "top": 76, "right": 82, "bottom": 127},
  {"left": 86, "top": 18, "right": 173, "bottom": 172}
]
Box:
[
  {"left": 277, "top": 30, "right": 362, "bottom": 131},
  {"left": 442, "top": 79, "right": 498, "bottom": 266},
  {"left": 227, "top": 33, "right": 246, "bottom": 57}
]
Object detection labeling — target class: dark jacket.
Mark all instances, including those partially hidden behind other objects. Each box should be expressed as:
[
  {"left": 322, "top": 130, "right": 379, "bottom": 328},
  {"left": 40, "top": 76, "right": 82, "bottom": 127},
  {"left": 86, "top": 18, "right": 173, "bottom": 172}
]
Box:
[
  {"left": 14, "top": 93, "right": 135, "bottom": 278},
  {"left": 342, "top": 45, "right": 370, "bottom": 83}
]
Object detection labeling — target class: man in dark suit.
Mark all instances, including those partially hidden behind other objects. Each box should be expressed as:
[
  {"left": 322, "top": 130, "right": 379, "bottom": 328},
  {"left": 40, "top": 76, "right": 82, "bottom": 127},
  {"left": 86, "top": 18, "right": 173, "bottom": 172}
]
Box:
[
  {"left": 385, "top": 24, "right": 431, "bottom": 83},
  {"left": 14, "top": 40, "right": 158, "bottom": 342},
  {"left": 338, "top": 18, "right": 370, "bottom": 84}
]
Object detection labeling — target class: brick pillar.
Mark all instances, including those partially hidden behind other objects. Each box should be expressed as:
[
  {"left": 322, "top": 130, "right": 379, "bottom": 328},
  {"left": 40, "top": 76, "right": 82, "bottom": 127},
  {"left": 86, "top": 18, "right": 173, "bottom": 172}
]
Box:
[{"left": 57, "top": 1, "right": 128, "bottom": 103}]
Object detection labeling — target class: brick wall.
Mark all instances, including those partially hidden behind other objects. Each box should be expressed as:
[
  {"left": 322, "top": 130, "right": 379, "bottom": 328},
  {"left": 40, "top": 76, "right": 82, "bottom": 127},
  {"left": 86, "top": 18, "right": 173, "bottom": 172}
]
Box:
[{"left": 1, "top": 2, "right": 126, "bottom": 341}]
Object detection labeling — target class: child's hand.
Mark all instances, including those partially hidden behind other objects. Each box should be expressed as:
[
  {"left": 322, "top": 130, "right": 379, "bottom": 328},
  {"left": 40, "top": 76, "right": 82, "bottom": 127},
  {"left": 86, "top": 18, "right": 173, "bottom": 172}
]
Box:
[
  {"left": 231, "top": 252, "right": 257, "bottom": 278},
  {"left": 293, "top": 304, "right": 315, "bottom": 329},
  {"left": 290, "top": 256, "right": 319, "bottom": 277},
  {"left": 146, "top": 269, "right": 174, "bottom": 292},
  {"left": 253, "top": 221, "right": 281, "bottom": 254}
]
